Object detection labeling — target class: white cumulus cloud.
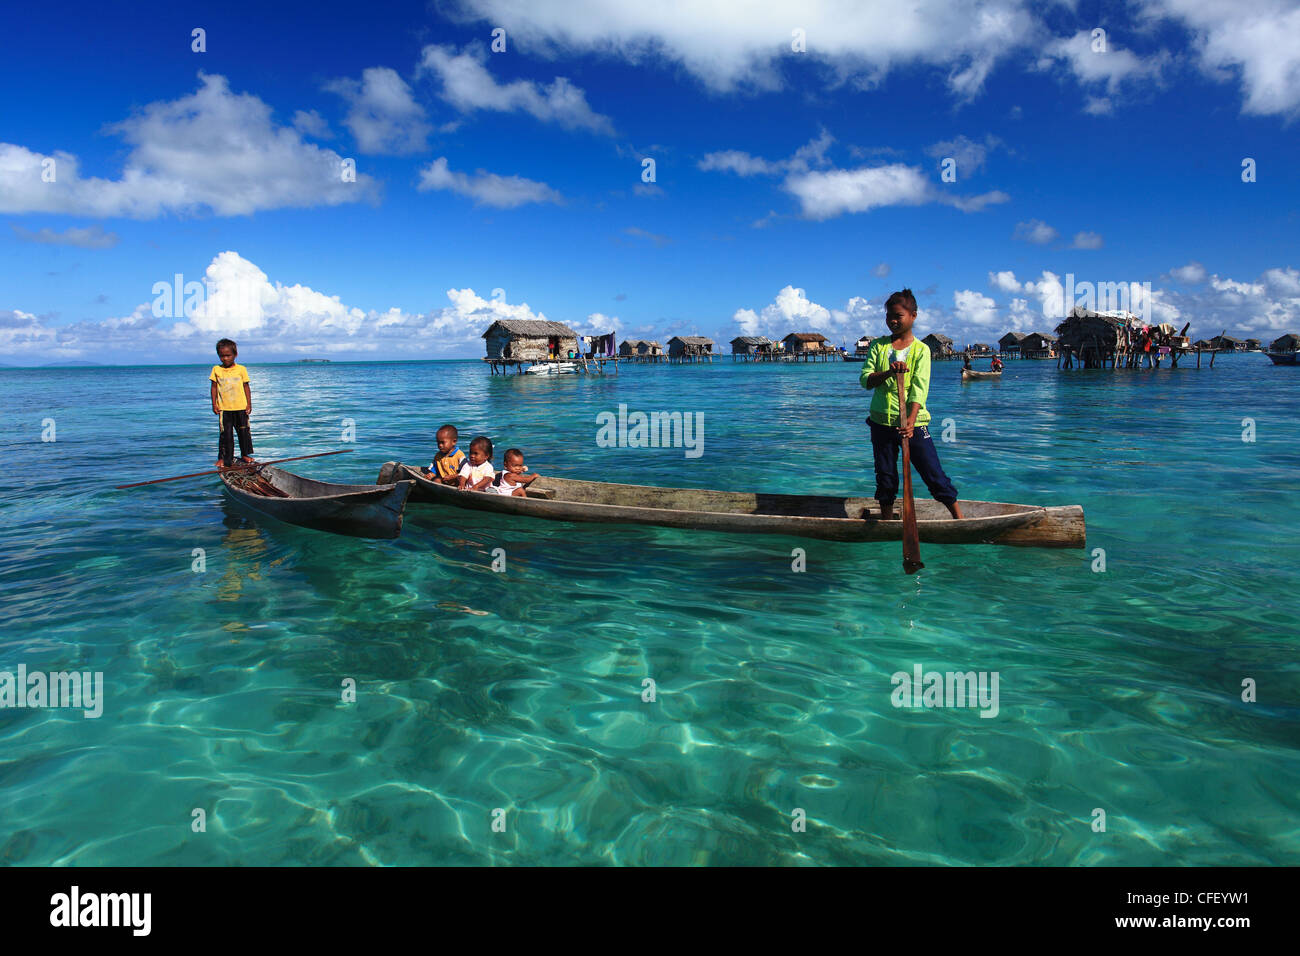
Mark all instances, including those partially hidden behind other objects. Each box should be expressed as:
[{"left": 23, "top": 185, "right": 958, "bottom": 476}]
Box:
[
  {"left": 447, "top": 0, "right": 1037, "bottom": 99},
  {"left": 989, "top": 270, "right": 1022, "bottom": 293},
  {"left": 953, "top": 289, "right": 999, "bottom": 327},
  {"left": 1037, "top": 30, "right": 1168, "bottom": 96},
  {"left": 785, "top": 163, "right": 1007, "bottom": 220},
  {"left": 417, "top": 157, "right": 563, "bottom": 208},
  {"left": 1140, "top": 0, "right": 1300, "bottom": 118},
  {"left": 1013, "top": 219, "right": 1059, "bottom": 244},
  {"left": 325, "top": 67, "right": 432, "bottom": 155},
  {"left": 0, "top": 74, "right": 379, "bottom": 218},
  {"left": 0, "top": 251, "right": 564, "bottom": 363},
  {"left": 923, "top": 134, "right": 1003, "bottom": 176},
  {"left": 418, "top": 44, "right": 614, "bottom": 134},
  {"left": 730, "top": 286, "right": 882, "bottom": 339},
  {"left": 1170, "top": 262, "right": 1207, "bottom": 284}
]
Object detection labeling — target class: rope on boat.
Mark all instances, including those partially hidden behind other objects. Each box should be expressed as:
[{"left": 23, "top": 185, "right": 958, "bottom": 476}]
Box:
[{"left": 224, "top": 467, "right": 289, "bottom": 497}]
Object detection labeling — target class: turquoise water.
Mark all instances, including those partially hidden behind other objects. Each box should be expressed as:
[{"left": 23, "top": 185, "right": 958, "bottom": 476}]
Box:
[{"left": 1, "top": 355, "right": 1297, "bottom": 866}]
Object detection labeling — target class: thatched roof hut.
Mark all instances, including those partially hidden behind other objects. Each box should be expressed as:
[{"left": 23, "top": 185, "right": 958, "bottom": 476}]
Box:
[
  {"left": 619, "top": 339, "right": 643, "bottom": 356},
  {"left": 1244, "top": 338, "right": 1262, "bottom": 351},
  {"left": 998, "top": 332, "right": 1027, "bottom": 352},
  {"left": 854, "top": 335, "right": 875, "bottom": 352},
  {"left": 667, "top": 335, "right": 713, "bottom": 357},
  {"left": 1209, "top": 334, "right": 1243, "bottom": 351},
  {"left": 1054, "top": 309, "right": 1129, "bottom": 352},
  {"left": 1270, "top": 333, "right": 1300, "bottom": 352},
  {"left": 922, "top": 333, "right": 954, "bottom": 359},
  {"left": 638, "top": 340, "right": 663, "bottom": 356},
  {"left": 781, "top": 332, "right": 828, "bottom": 352},
  {"left": 484, "top": 319, "right": 579, "bottom": 361},
  {"left": 1020, "top": 332, "right": 1057, "bottom": 357},
  {"left": 730, "top": 335, "right": 773, "bottom": 355}
]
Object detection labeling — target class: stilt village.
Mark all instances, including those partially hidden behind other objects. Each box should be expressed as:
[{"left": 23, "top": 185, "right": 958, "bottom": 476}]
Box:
[{"left": 480, "top": 314, "right": 1299, "bottom": 375}]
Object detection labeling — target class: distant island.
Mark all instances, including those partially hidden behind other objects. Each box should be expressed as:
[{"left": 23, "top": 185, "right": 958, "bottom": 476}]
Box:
[{"left": 296, "top": 359, "right": 331, "bottom": 363}]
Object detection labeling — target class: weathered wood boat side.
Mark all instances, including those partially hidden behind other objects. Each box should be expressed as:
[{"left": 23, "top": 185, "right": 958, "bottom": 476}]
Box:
[
  {"left": 221, "top": 465, "right": 413, "bottom": 538},
  {"left": 380, "top": 462, "right": 1083, "bottom": 548},
  {"left": 961, "top": 369, "right": 1003, "bottom": 380}
]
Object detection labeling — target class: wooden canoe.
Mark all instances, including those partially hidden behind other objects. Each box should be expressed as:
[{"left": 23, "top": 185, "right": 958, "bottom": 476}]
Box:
[
  {"left": 961, "top": 369, "right": 1002, "bottom": 380},
  {"left": 1265, "top": 351, "right": 1298, "bottom": 366},
  {"left": 221, "top": 465, "right": 414, "bottom": 538},
  {"left": 379, "top": 462, "right": 1083, "bottom": 548}
]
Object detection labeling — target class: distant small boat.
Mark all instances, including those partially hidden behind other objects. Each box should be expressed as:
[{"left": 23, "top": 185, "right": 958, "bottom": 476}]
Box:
[
  {"left": 961, "top": 369, "right": 1002, "bottom": 380},
  {"left": 1264, "top": 351, "right": 1298, "bottom": 366},
  {"left": 380, "top": 462, "right": 1084, "bottom": 548},
  {"left": 220, "top": 465, "right": 413, "bottom": 538},
  {"left": 524, "top": 362, "right": 580, "bottom": 375}
]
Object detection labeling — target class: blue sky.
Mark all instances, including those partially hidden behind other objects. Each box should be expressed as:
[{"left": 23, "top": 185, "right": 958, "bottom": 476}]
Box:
[{"left": 2, "top": 0, "right": 1298, "bottom": 363}]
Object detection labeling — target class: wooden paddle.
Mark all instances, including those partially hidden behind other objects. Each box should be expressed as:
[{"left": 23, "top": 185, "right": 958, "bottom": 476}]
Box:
[
  {"left": 114, "top": 450, "right": 352, "bottom": 489},
  {"left": 896, "top": 368, "right": 924, "bottom": 574}
]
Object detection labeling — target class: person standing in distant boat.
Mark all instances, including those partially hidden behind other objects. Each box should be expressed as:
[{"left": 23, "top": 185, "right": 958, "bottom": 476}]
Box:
[
  {"left": 860, "top": 289, "right": 964, "bottom": 521},
  {"left": 962, "top": 351, "right": 972, "bottom": 370},
  {"left": 210, "top": 338, "right": 255, "bottom": 469}
]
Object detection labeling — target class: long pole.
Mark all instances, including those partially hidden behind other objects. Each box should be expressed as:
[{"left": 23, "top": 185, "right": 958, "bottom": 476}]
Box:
[
  {"left": 896, "top": 371, "right": 924, "bottom": 574},
  {"left": 115, "top": 450, "right": 352, "bottom": 489}
]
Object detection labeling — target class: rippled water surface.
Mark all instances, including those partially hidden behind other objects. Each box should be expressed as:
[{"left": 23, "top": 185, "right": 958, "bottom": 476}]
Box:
[{"left": 1, "top": 355, "right": 1297, "bottom": 865}]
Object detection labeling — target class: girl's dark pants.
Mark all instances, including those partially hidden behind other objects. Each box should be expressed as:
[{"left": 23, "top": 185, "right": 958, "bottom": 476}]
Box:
[
  {"left": 868, "top": 417, "right": 958, "bottom": 509},
  {"left": 219, "top": 410, "right": 253, "bottom": 466}
]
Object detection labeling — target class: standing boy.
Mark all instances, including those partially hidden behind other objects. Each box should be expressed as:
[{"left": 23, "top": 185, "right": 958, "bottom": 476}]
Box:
[
  {"left": 210, "top": 338, "right": 255, "bottom": 468},
  {"left": 860, "top": 289, "right": 964, "bottom": 521}
]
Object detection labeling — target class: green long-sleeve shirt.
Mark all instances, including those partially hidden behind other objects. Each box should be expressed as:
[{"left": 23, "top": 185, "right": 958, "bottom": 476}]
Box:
[{"left": 859, "top": 336, "right": 932, "bottom": 427}]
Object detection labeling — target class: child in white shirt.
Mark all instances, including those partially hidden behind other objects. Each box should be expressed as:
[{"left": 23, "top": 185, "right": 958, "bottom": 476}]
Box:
[
  {"left": 486, "top": 448, "right": 540, "bottom": 496},
  {"left": 457, "top": 436, "right": 496, "bottom": 491}
]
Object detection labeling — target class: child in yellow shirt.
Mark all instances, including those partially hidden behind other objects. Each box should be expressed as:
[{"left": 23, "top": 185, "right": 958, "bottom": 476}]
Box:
[
  {"left": 209, "top": 338, "right": 254, "bottom": 468},
  {"left": 422, "top": 424, "right": 466, "bottom": 485}
]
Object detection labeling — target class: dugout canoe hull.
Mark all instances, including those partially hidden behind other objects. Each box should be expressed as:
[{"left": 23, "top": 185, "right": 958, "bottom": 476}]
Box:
[
  {"left": 961, "top": 369, "right": 1003, "bottom": 380},
  {"left": 379, "top": 462, "right": 1084, "bottom": 548},
  {"left": 221, "top": 465, "right": 414, "bottom": 538}
]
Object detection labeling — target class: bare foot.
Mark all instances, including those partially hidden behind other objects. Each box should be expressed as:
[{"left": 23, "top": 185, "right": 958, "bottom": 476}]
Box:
[{"left": 946, "top": 501, "right": 965, "bottom": 519}]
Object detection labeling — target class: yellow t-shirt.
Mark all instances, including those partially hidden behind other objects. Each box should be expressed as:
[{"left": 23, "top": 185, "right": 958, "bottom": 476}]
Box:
[
  {"left": 210, "top": 363, "right": 250, "bottom": 411},
  {"left": 433, "top": 447, "right": 466, "bottom": 479}
]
